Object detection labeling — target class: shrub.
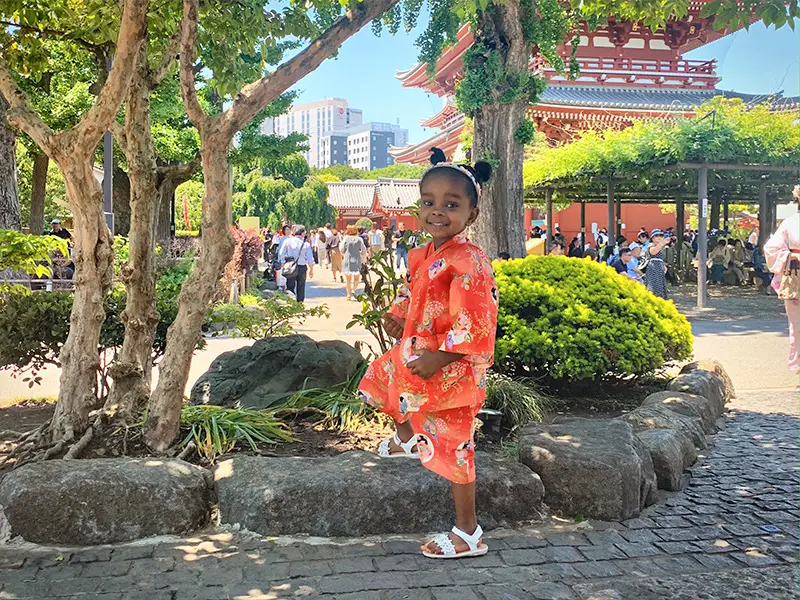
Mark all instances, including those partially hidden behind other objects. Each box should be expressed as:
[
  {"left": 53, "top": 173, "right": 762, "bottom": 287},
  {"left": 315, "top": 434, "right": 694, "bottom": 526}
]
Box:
[
  {"left": 0, "top": 258, "right": 200, "bottom": 384},
  {"left": 494, "top": 256, "right": 693, "bottom": 383},
  {"left": 0, "top": 229, "right": 69, "bottom": 280}
]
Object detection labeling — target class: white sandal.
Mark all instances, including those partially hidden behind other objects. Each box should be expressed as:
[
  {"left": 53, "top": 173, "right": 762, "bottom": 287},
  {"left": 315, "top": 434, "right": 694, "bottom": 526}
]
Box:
[
  {"left": 376, "top": 433, "right": 419, "bottom": 458},
  {"left": 422, "top": 525, "right": 488, "bottom": 559}
]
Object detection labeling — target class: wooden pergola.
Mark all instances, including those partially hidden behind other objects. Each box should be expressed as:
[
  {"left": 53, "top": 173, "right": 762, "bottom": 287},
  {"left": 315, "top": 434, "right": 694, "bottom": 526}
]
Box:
[{"left": 535, "top": 163, "right": 798, "bottom": 308}]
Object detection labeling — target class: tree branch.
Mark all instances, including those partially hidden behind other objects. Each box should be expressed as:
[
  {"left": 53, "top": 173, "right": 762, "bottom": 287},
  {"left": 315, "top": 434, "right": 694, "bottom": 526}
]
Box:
[
  {"left": 109, "top": 121, "right": 129, "bottom": 155},
  {"left": 220, "top": 0, "right": 402, "bottom": 140},
  {"left": 178, "top": 0, "right": 207, "bottom": 130},
  {"left": 0, "top": 59, "right": 55, "bottom": 154},
  {"left": 157, "top": 155, "right": 201, "bottom": 181},
  {"left": 0, "top": 20, "right": 113, "bottom": 54},
  {"left": 72, "top": 0, "right": 150, "bottom": 151},
  {"left": 148, "top": 22, "right": 182, "bottom": 89}
]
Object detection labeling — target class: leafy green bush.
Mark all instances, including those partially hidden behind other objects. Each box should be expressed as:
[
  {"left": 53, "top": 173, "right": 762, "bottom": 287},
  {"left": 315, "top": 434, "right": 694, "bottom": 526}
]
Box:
[
  {"left": 355, "top": 217, "right": 374, "bottom": 230},
  {"left": 0, "top": 259, "right": 199, "bottom": 384},
  {"left": 0, "top": 291, "right": 73, "bottom": 386},
  {"left": 0, "top": 229, "right": 68, "bottom": 279},
  {"left": 494, "top": 256, "right": 693, "bottom": 383}
]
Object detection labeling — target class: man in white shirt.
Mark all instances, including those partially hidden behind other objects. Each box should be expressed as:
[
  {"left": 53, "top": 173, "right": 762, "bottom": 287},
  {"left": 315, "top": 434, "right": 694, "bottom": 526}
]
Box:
[
  {"left": 369, "top": 222, "right": 384, "bottom": 257},
  {"left": 278, "top": 225, "right": 315, "bottom": 302}
]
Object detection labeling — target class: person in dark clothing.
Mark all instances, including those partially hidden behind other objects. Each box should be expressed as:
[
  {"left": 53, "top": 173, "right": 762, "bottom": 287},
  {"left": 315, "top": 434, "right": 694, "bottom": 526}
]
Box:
[{"left": 48, "top": 219, "right": 72, "bottom": 241}]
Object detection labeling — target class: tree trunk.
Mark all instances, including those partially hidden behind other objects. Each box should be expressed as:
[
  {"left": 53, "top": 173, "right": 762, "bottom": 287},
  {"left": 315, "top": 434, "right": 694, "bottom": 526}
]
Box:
[
  {"left": 469, "top": 2, "right": 530, "bottom": 259},
  {"left": 29, "top": 153, "right": 48, "bottom": 234},
  {"left": 0, "top": 93, "right": 21, "bottom": 231},
  {"left": 155, "top": 181, "right": 173, "bottom": 245},
  {"left": 145, "top": 138, "right": 234, "bottom": 451},
  {"left": 112, "top": 166, "right": 132, "bottom": 236},
  {"left": 51, "top": 159, "right": 114, "bottom": 442},
  {"left": 106, "top": 48, "right": 159, "bottom": 420}
]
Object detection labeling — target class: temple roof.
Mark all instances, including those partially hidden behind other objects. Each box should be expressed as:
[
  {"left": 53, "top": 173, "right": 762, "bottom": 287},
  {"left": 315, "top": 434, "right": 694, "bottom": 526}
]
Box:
[
  {"left": 375, "top": 179, "right": 421, "bottom": 212},
  {"left": 536, "top": 86, "right": 799, "bottom": 112},
  {"left": 325, "top": 179, "right": 421, "bottom": 214},
  {"left": 325, "top": 181, "right": 375, "bottom": 210}
]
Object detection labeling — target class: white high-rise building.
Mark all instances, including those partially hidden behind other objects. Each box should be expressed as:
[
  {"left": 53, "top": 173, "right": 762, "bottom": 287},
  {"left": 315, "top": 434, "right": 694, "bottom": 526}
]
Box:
[{"left": 260, "top": 98, "right": 363, "bottom": 168}]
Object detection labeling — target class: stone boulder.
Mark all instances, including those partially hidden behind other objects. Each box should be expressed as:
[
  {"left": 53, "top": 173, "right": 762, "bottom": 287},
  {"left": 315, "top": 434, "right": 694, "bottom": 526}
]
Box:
[
  {"left": 641, "top": 391, "right": 717, "bottom": 434},
  {"left": 518, "top": 418, "right": 657, "bottom": 522},
  {"left": 215, "top": 452, "right": 544, "bottom": 536},
  {"left": 620, "top": 405, "right": 708, "bottom": 450},
  {"left": 668, "top": 370, "right": 727, "bottom": 418},
  {"left": 680, "top": 359, "right": 736, "bottom": 400},
  {"left": 0, "top": 459, "right": 213, "bottom": 545},
  {"left": 636, "top": 428, "right": 697, "bottom": 491},
  {"left": 190, "top": 335, "right": 363, "bottom": 409}
]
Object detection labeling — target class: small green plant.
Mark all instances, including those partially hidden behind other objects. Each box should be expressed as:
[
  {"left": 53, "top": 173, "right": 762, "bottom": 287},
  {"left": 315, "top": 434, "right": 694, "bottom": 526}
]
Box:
[
  {"left": 484, "top": 373, "right": 550, "bottom": 431},
  {"left": 355, "top": 217, "right": 374, "bottom": 230},
  {"left": 348, "top": 250, "right": 405, "bottom": 354},
  {"left": 210, "top": 293, "right": 329, "bottom": 340},
  {"left": 180, "top": 405, "right": 295, "bottom": 463},
  {"left": 279, "top": 362, "right": 382, "bottom": 432}
]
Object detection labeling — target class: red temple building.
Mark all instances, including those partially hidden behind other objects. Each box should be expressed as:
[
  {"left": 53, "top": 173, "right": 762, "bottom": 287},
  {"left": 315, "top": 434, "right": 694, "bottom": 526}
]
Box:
[{"left": 390, "top": 4, "right": 797, "bottom": 240}]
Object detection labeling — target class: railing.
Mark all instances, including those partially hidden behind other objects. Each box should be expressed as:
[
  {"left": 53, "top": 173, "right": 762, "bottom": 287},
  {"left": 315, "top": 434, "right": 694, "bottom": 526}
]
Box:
[
  {"left": 536, "top": 56, "right": 719, "bottom": 87},
  {"left": 1, "top": 278, "right": 75, "bottom": 292}
]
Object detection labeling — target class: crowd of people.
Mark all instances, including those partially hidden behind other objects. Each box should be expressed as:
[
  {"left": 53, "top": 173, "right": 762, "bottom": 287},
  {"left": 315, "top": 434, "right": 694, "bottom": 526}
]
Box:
[
  {"left": 525, "top": 224, "right": 775, "bottom": 300},
  {"left": 260, "top": 221, "right": 422, "bottom": 303}
]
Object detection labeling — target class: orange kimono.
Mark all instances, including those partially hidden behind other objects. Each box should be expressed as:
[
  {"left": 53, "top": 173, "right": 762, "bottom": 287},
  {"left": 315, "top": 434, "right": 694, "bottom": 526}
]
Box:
[{"left": 358, "top": 232, "right": 499, "bottom": 484}]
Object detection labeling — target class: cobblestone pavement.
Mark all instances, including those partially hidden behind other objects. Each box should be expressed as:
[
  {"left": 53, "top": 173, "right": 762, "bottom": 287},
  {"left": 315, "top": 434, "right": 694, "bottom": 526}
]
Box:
[{"left": 1, "top": 393, "right": 797, "bottom": 600}]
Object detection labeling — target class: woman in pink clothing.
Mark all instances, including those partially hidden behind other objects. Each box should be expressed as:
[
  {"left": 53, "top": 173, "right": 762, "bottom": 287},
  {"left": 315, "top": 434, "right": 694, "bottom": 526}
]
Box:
[{"left": 764, "top": 185, "right": 800, "bottom": 377}]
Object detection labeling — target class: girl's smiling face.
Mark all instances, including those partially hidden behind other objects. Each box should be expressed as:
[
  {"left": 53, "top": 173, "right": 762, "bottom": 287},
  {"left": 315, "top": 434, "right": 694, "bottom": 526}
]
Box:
[{"left": 419, "top": 171, "right": 479, "bottom": 248}]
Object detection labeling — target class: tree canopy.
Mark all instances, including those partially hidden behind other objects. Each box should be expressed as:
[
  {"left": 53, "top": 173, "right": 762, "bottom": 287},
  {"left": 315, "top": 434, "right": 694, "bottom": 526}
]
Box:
[{"left": 523, "top": 98, "right": 800, "bottom": 203}]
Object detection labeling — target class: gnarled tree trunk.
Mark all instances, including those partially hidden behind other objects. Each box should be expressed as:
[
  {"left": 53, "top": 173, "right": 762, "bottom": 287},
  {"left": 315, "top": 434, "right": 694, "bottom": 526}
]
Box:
[
  {"left": 0, "top": 93, "right": 21, "bottom": 231},
  {"left": 106, "top": 48, "right": 160, "bottom": 420},
  {"left": 50, "top": 158, "right": 114, "bottom": 442},
  {"left": 145, "top": 141, "right": 233, "bottom": 451},
  {"left": 469, "top": 1, "right": 530, "bottom": 259},
  {"left": 29, "top": 153, "right": 48, "bottom": 234}
]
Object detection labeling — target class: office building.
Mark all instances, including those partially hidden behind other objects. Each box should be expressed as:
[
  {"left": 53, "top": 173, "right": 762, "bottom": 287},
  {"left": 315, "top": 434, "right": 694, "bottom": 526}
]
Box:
[
  {"left": 320, "top": 122, "right": 410, "bottom": 170},
  {"left": 260, "top": 98, "right": 363, "bottom": 168}
]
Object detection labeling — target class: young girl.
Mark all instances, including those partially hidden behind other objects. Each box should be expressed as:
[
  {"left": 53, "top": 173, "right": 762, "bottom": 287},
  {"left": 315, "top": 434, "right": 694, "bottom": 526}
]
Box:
[{"left": 358, "top": 147, "right": 498, "bottom": 559}]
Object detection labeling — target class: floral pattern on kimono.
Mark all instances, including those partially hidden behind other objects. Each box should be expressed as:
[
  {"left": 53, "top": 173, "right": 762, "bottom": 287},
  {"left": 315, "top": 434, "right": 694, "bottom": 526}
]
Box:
[{"left": 358, "top": 231, "right": 498, "bottom": 484}]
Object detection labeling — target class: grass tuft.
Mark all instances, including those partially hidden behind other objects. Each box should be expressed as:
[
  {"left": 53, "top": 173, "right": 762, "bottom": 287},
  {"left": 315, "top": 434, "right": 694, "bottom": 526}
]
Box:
[
  {"left": 484, "top": 373, "right": 550, "bottom": 432},
  {"left": 180, "top": 405, "right": 295, "bottom": 463}
]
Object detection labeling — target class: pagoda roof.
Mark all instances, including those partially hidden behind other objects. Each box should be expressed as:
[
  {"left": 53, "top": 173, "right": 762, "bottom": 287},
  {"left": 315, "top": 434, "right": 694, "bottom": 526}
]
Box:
[
  {"left": 536, "top": 86, "right": 799, "bottom": 112},
  {"left": 390, "top": 113, "right": 465, "bottom": 163},
  {"left": 325, "top": 179, "right": 422, "bottom": 216}
]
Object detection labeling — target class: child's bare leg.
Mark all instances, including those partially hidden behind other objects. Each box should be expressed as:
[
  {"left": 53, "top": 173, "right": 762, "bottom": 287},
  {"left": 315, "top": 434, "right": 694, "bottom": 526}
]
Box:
[{"left": 421, "top": 482, "right": 479, "bottom": 554}]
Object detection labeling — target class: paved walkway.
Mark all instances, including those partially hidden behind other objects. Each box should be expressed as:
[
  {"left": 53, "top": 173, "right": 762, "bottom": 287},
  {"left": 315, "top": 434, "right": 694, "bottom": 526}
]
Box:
[{"left": 0, "top": 391, "right": 796, "bottom": 600}]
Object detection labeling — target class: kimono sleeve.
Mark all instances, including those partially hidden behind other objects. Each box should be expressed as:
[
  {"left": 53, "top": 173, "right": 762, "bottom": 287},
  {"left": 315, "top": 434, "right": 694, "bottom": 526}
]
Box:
[
  {"left": 439, "top": 260, "right": 498, "bottom": 367},
  {"left": 764, "top": 219, "right": 792, "bottom": 275}
]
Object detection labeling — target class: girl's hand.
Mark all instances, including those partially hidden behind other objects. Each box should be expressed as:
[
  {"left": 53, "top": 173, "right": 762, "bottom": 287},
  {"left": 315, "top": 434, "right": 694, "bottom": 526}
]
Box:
[
  {"left": 407, "top": 349, "right": 464, "bottom": 379},
  {"left": 407, "top": 349, "right": 444, "bottom": 379},
  {"left": 383, "top": 313, "right": 405, "bottom": 339}
]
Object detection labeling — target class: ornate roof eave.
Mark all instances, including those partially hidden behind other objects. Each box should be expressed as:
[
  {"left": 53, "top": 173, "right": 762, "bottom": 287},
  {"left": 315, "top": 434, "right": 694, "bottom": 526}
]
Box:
[{"left": 389, "top": 114, "right": 466, "bottom": 164}]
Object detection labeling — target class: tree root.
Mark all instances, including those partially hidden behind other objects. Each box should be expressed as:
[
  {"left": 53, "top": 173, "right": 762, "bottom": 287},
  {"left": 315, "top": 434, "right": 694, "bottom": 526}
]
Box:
[
  {"left": 177, "top": 441, "right": 196, "bottom": 461},
  {"left": 64, "top": 415, "right": 103, "bottom": 460}
]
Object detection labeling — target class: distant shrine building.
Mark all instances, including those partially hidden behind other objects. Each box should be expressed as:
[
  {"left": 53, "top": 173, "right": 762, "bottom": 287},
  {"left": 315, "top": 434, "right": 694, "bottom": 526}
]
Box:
[{"left": 388, "top": 6, "right": 798, "bottom": 241}]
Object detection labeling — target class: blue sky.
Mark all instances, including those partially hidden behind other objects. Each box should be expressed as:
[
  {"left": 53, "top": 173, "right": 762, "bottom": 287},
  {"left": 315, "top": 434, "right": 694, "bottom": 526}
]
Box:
[{"left": 290, "top": 20, "right": 799, "bottom": 145}]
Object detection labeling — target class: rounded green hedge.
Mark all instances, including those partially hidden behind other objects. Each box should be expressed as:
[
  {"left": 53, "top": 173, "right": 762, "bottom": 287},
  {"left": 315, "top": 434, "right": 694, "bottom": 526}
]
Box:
[{"left": 494, "top": 256, "right": 693, "bottom": 382}]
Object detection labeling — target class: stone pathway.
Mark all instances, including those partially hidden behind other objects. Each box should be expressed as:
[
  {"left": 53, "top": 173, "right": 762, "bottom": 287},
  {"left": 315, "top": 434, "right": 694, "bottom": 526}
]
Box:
[{"left": 1, "top": 392, "right": 796, "bottom": 600}]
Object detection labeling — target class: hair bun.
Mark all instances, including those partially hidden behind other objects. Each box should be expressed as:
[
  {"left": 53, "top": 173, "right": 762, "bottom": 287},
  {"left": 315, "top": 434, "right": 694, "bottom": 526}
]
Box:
[
  {"left": 429, "top": 147, "right": 447, "bottom": 165},
  {"left": 473, "top": 161, "right": 492, "bottom": 184}
]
